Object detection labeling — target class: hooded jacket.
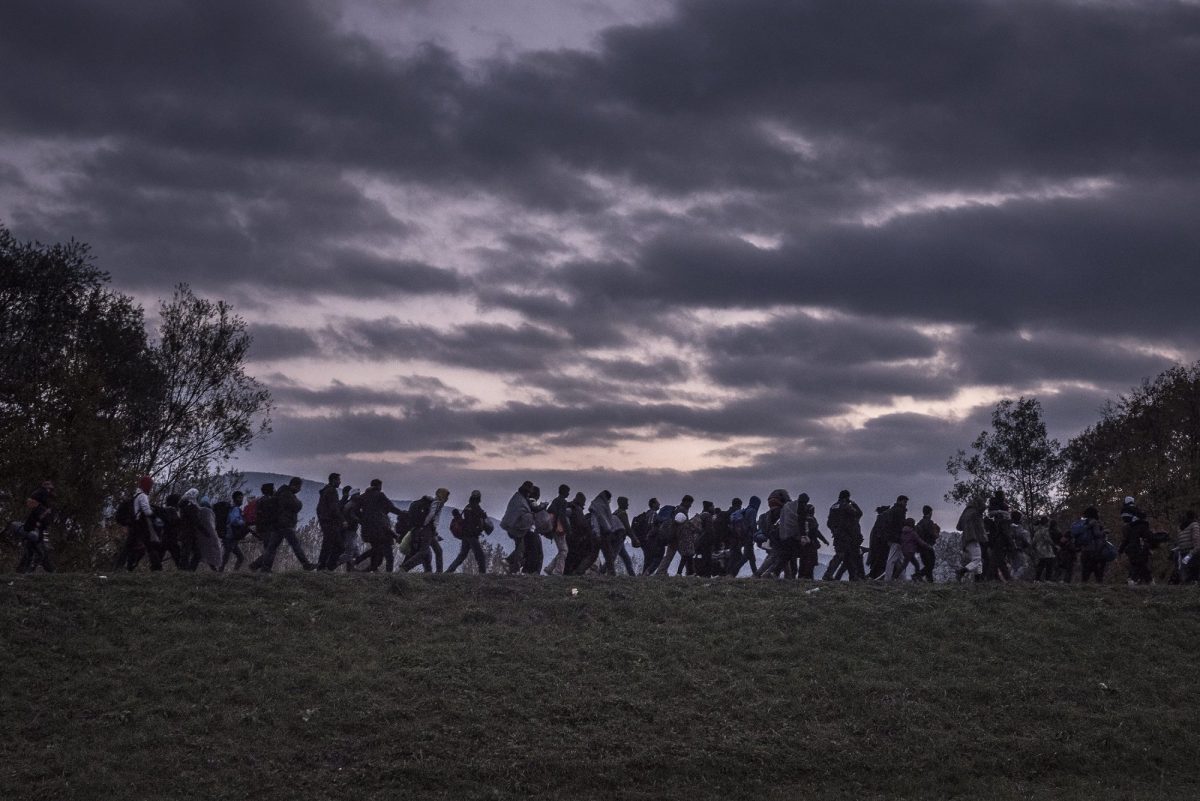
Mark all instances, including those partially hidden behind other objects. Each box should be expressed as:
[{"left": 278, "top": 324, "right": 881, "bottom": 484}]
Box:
[
  {"left": 589, "top": 492, "right": 619, "bottom": 535},
  {"left": 274, "top": 485, "right": 303, "bottom": 529},
  {"left": 779, "top": 501, "right": 801, "bottom": 541},
  {"left": 501, "top": 491, "right": 533, "bottom": 535},
  {"left": 317, "top": 483, "right": 343, "bottom": 526},
  {"left": 956, "top": 503, "right": 988, "bottom": 546}
]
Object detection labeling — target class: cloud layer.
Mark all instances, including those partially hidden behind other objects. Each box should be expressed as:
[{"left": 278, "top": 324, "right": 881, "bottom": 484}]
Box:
[{"left": 2, "top": 0, "right": 1196, "bottom": 514}]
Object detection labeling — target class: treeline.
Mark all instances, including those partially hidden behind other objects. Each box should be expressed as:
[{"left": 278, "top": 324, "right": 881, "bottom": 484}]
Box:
[
  {"left": 0, "top": 225, "right": 271, "bottom": 567},
  {"left": 949, "top": 375, "right": 1200, "bottom": 541}
]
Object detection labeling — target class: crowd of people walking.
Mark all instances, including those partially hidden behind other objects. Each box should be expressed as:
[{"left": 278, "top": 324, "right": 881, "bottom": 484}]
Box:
[{"left": 8, "top": 475, "right": 1195, "bottom": 584}]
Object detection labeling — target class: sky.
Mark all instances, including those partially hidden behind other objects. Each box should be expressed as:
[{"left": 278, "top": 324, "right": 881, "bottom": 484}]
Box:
[{"left": 2, "top": 0, "right": 1198, "bottom": 519}]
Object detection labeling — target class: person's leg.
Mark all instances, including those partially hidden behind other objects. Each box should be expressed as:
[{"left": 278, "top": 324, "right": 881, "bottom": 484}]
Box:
[
  {"left": 367, "top": 548, "right": 384, "bottom": 572},
  {"left": 599, "top": 534, "right": 618, "bottom": 575},
  {"left": 546, "top": 534, "right": 567, "bottom": 575},
  {"left": 961, "top": 543, "right": 983, "bottom": 580},
  {"left": 755, "top": 550, "right": 779, "bottom": 578},
  {"left": 431, "top": 538, "right": 444, "bottom": 573},
  {"left": 822, "top": 551, "right": 843, "bottom": 581},
  {"left": 33, "top": 538, "right": 54, "bottom": 572},
  {"left": 16, "top": 535, "right": 37, "bottom": 572},
  {"left": 644, "top": 543, "right": 664, "bottom": 575},
  {"left": 317, "top": 524, "right": 339, "bottom": 571},
  {"left": 618, "top": 543, "right": 635, "bottom": 575},
  {"left": 918, "top": 546, "right": 936, "bottom": 582},
  {"left": 446, "top": 539, "right": 469, "bottom": 573},
  {"left": 995, "top": 550, "right": 1012, "bottom": 581},
  {"left": 506, "top": 533, "right": 525, "bottom": 574},
  {"left": 848, "top": 547, "right": 866, "bottom": 581},
  {"left": 124, "top": 528, "right": 143, "bottom": 572},
  {"left": 258, "top": 530, "right": 284, "bottom": 572},
  {"left": 522, "top": 534, "right": 542, "bottom": 575},
  {"left": 884, "top": 543, "right": 904, "bottom": 580},
  {"left": 469, "top": 537, "right": 487, "bottom": 573},
  {"left": 401, "top": 544, "right": 429, "bottom": 572},
  {"left": 655, "top": 546, "right": 677, "bottom": 576},
  {"left": 726, "top": 545, "right": 745, "bottom": 577},
  {"left": 281, "top": 527, "right": 314, "bottom": 569}
]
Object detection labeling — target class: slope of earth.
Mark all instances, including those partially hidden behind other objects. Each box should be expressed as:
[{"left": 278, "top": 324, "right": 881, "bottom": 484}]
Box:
[{"left": 2, "top": 573, "right": 1198, "bottom": 800}]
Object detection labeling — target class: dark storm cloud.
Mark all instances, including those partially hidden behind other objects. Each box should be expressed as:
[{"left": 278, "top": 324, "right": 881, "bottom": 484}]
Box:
[
  {"left": 246, "top": 324, "right": 324, "bottom": 362},
  {"left": 3, "top": 0, "right": 1199, "bottom": 504},
  {"left": 8, "top": 145, "right": 463, "bottom": 302},
  {"left": 949, "top": 329, "right": 1178, "bottom": 390},
  {"left": 266, "top": 374, "right": 474, "bottom": 411},
  {"left": 264, "top": 410, "right": 477, "bottom": 460},
  {"left": 332, "top": 318, "right": 575, "bottom": 370},
  {"left": 5, "top": 0, "right": 1197, "bottom": 208},
  {"left": 705, "top": 312, "right": 938, "bottom": 366},
  {"left": 552, "top": 180, "right": 1200, "bottom": 341}
]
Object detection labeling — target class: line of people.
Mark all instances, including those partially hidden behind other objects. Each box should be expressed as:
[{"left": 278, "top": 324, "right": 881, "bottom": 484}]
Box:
[
  {"left": 955, "top": 491, "right": 1182, "bottom": 584},
  {"left": 9, "top": 476, "right": 1197, "bottom": 583}
]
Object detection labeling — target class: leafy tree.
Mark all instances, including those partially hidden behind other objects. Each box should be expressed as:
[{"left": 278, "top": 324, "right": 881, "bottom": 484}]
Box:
[
  {"left": 946, "top": 397, "right": 1065, "bottom": 517},
  {"left": 1064, "top": 364, "right": 1200, "bottom": 528},
  {"left": 131, "top": 285, "right": 272, "bottom": 493},
  {"left": 0, "top": 226, "right": 157, "bottom": 550}
]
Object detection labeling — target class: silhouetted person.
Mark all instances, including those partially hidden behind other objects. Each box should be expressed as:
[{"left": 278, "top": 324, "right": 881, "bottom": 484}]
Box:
[{"left": 447, "top": 490, "right": 490, "bottom": 573}]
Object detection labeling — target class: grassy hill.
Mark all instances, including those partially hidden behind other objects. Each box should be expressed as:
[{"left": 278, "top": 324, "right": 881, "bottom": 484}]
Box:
[{"left": 3, "top": 574, "right": 1199, "bottom": 800}]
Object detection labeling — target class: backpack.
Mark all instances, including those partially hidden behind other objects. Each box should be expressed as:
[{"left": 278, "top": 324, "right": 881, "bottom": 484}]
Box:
[
  {"left": 450, "top": 514, "right": 465, "bottom": 539},
  {"left": 534, "top": 509, "right": 554, "bottom": 538},
  {"left": 213, "top": 501, "right": 232, "bottom": 535},
  {"left": 631, "top": 511, "right": 652, "bottom": 546},
  {"left": 1097, "top": 537, "right": 1118, "bottom": 561},
  {"left": 242, "top": 498, "right": 258, "bottom": 526},
  {"left": 114, "top": 498, "right": 136, "bottom": 527},
  {"left": 408, "top": 497, "right": 433, "bottom": 532},
  {"left": 256, "top": 495, "right": 278, "bottom": 530},
  {"left": 462, "top": 505, "right": 487, "bottom": 537},
  {"left": 712, "top": 510, "right": 732, "bottom": 543},
  {"left": 1069, "top": 519, "right": 1091, "bottom": 548}
]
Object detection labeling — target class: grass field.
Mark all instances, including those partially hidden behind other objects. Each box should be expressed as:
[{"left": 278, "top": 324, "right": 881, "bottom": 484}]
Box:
[{"left": 3, "top": 573, "right": 1199, "bottom": 800}]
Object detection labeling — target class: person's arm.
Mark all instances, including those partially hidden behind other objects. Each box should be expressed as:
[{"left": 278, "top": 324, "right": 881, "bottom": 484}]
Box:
[
  {"left": 425, "top": 500, "right": 443, "bottom": 528},
  {"left": 134, "top": 492, "right": 153, "bottom": 521},
  {"left": 227, "top": 508, "right": 243, "bottom": 538}
]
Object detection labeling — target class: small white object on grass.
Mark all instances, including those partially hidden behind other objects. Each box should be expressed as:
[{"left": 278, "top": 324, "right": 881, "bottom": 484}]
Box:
[{"left": 571, "top": 588, "right": 579, "bottom": 596}]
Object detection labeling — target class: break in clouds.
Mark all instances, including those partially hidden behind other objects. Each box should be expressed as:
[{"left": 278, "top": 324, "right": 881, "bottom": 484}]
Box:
[{"left": 1, "top": 0, "right": 1197, "bottom": 512}]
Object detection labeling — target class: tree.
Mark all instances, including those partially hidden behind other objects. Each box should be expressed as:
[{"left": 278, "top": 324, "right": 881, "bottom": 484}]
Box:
[
  {"left": 131, "top": 285, "right": 272, "bottom": 493},
  {"left": 1064, "top": 364, "right": 1200, "bottom": 528},
  {"left": 946, "top": 397, "right": 1065, "bottom": 517},
  {"left": 0, "top": 226, "right": 157, "bottom": 545}
]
